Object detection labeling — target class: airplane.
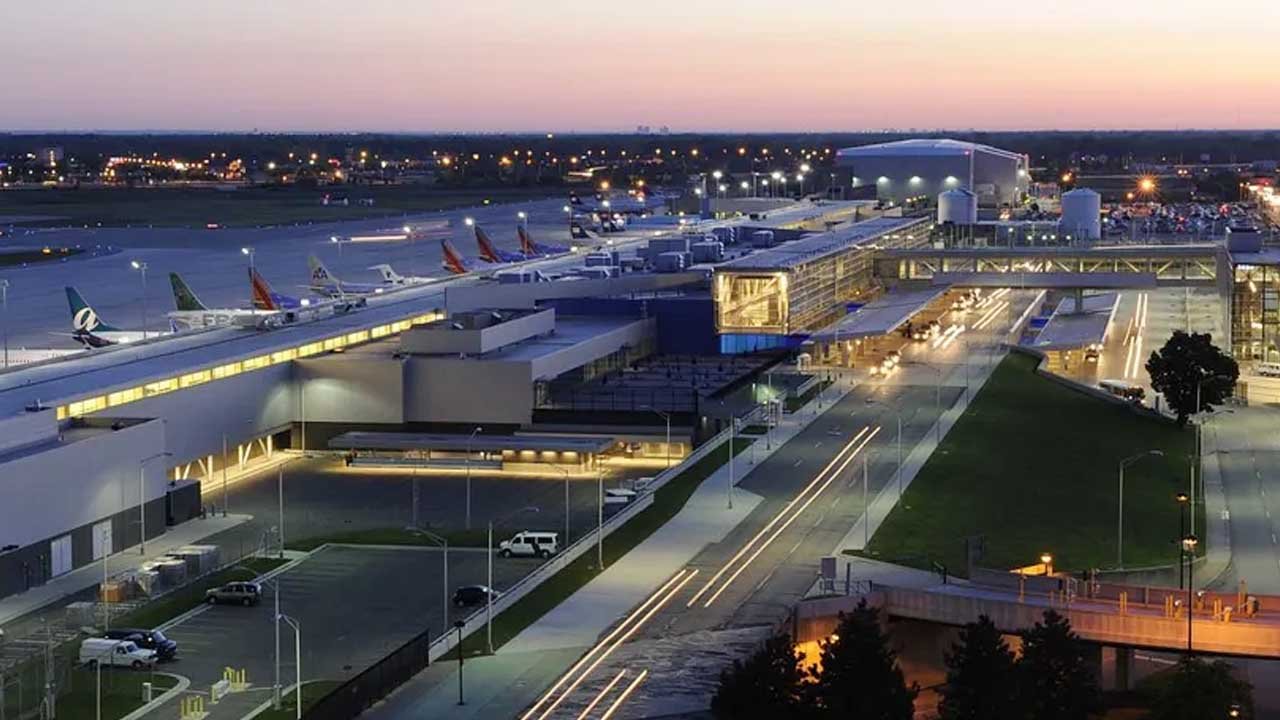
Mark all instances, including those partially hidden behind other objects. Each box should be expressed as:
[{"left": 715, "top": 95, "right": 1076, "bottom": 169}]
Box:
[
  {"left": 517, "top": 225, "right": 571, "bottom": 257},
  {"left": 251, "top": 267, "right": 365, "bottom": 319},
  {"left": 474, "top": 225, "right": 527, "bottom": 263},
  {"left": 64, "top": 286, "right": 167, "bottom": 348},
  {"left": 368, "top": 264, "right": 443, "bottom": 287},
  {"left": 307, "top": 255, "right": 387, "bottom": 298},
  {"left": 167, "top": 273, "right": 278, "bottom": 330},
  {"left": 251, "top": 267, "right": 305, "bottom": 311},
  {"left": 440, "top": 238, "right": 476, "bottom": 275}
]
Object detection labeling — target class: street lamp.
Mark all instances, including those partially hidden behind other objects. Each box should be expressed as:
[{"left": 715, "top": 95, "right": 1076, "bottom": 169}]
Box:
[
  {"left": 644, "top": 407, "right": 672, "bottom": 469},
  {"left": 1040, "top": 552, "right": 1054, "bottom": 575},
  {"left": 416, "top": 529, "right": 449, "bottom": 644},
  {"left": 1192, "top": 374, "right": 1234, "bottom": 535},
  {"left": 1176, "top": 492, "right": 1189, "bottom": 589},
  {"left": 465, "top": 427, "right": 482, "bottom": 529},
  {"left": 454, "top": 619, "right": 466, "bottom": 705},
  {"left": 130, "top": 260, "right": 148, "bottom": 339},
  {"left": 1182, "top": 534, "right": 1198, "bottom": 653},
  {"left": 517, "top": 210, "right": 527, "bottom": 228},
  {"left": 1, "top": 278, "right": 8, "bottom": 369},
  {"left": 277, "top": 614, "right": 302, "bottom": 720},
  {"left": 1117, "top": 450, "right": 1164, "bottom": 567},
  {"left": 138, "top": 452, "right": 172, "bottom": 555},
  {"left": 241, "top": 247, "right": 256, "bottom": 310}
]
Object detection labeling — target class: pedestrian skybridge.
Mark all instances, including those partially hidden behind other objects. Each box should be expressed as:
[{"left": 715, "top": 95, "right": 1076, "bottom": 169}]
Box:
[{"left": 873, "top": 244, "right": 1226, "bottom": 289}]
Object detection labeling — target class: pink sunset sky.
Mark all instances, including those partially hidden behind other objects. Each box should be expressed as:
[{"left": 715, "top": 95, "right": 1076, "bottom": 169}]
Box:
[{"left": 4, "top": 0, "right": 1279, "bottom": 132}]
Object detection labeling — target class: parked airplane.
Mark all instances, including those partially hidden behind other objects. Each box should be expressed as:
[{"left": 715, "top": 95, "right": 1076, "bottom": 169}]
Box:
[
  {"left": 307, "top": 255, "right": 386, "bottom": 298},
  {"left": 64, "top": 287, "right": 168, "bottom": 348},
  {"left": 251, "top": 267, "right": 365, "bottom": 319},
  {"left": 167, "top": 273, "right": 277, "bottom": 330},
  {"left": 474, "top": 225, "right": 527, "bottom": 263},
  {"left": 518, "top": 225, "right": 571, "bottom": 257},
  {"left": 369, "top": 264, "right": 442, "bottom": 287},
  {"left": 440, "top": 238, "right": 476, "bottom": 275},
  {"left": 251, "top": 267, "right": 305, "bottom": 311}
]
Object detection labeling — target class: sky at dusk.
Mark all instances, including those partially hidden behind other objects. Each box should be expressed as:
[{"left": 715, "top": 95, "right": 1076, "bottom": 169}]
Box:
[{"left": 4, "top": 0, "right": 1279, "bottom": 132}]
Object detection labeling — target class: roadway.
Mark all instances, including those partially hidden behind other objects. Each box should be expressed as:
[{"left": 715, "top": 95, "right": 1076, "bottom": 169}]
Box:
[{"left": 523, "top": 291, "right": 1037, "bottom": 719}]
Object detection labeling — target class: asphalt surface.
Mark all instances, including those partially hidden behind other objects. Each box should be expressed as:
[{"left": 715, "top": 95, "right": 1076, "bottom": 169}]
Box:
[{"left": 0, "top": 197, "right": 570, "bottom": 350}]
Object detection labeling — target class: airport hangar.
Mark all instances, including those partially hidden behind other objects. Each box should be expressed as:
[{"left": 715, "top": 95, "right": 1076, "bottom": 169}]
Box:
[{"left": 835, "top": 138, "right": 1031, "bottom": 208}]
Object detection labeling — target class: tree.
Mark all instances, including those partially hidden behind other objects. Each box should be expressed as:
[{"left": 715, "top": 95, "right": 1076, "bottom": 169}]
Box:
[
  {"left": 1145, "top": 656, "right": 1253, "bottom": 720},
  {"left": 808, "top": 599, "right": 917, "bottom": 719},
  {"left": 1145, "top": 330, "right": 1239, "bottom": 426},
  {"left": 711, "top": 632, "right": 808, "bottom": 720},
  {"left": 1015, "top": 610, "right": 1101, "bottom": 720},
  {"left": 939, "top": 615, "right": 1018, "bottom": 720}
]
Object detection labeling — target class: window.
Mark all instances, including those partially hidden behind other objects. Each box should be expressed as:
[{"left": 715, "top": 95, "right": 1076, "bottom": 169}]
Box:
[
  {"left": 179, "top": 370, "right": 211, "bottom": 388},
  {"left": 107, "top": 387, "right": 144, "bottom": 406},
  {"left": 212, "top": 362, "right": 242, "bottom": 379},
  {"left": 270, "top": 349, "right": 297, "bottom": 364},
  {"left": 242, "top": 355, "right": 271, "bottom": 371},
  {"left": 143, "top": 378, "right": 178, "bottom": 397}
]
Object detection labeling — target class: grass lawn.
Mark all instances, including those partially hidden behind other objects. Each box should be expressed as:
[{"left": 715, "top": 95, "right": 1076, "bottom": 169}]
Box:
[
  {"left": 861, "top": 352, "right": 1199, "bottom": 575},
  {"left": 286, "top": 526, "right": 512, "bottom": 552},
  {"left": 53, "top": 669, "right": 177, "bottom": 720},
  {"left": 0, "top": 186, "right": 555, "bottom": 228},
  {"left": 253, "top": 680, "right": 343, "bottom": 720},
  {"left": 114, "top": 557, "right": 288, "bottom": 629},
  {"left": 441, "top": 436, "right": 754, "bottom": 659}
]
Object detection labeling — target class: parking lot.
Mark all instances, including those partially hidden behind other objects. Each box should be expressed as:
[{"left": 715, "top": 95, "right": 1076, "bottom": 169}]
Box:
[{"left": 156, "top": 544, "right": 539, "bottom": 716}]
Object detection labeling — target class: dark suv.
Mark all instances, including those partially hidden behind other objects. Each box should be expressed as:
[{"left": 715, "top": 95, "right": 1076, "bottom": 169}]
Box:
[
  {"left": 452, "top": 585, "right": 499, "bottom": 607},
  {"left": 103, "top": 628, "right": 178, "bottom": 661}
]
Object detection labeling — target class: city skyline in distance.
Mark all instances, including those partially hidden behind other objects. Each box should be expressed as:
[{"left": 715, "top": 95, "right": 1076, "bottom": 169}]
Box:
[{"left": 4, "top": 0, "right": 1279, "bottom": 133}]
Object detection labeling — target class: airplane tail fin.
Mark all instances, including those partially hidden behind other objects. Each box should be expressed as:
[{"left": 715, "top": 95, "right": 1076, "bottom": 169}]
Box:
[
  {"left": 474, "top": 225, "right": 501, "bottom": 263},
  {"left": 65, "top": 286, "right": 119, "bottom": 333},
  {"left": 308, "top": 254, "right": 338, "bottom": 286},
  {"left": 169, "top": 272, "right": 207, "bottom": 312},
  {"left": 517, "top": 226, "right": 535, "bottom": 256},
  {"left": 440, "top": 239, "right": 468, "bottom": 275},
  {"left": 369, "top": 264, "right": 402, "bottom": 283},
  {"left": 250, "top": 268, "right": 279, "bottom": 311}
]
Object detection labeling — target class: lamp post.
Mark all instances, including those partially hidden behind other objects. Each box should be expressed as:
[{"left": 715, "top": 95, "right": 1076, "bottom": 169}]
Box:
[
  {"left": 455, "top": 620, "right": 466, "bottom": 705},
  {"left": 130, "top": 260, "right": 148, "bottom": 339},
  {"left": 418, "top": 529, "right": 449, "bottom": 643},
  {"left": 552, "top": 465, "right": 571, "bottom": 544},
  {"left": 486, "top": 522, "right": 494, "bottom": 654},
  {"left": 241, "top": 247, "right": 255, "bottom": 309},
  {"left": 278, "top": 614, "right": 302, "bottom": 720},
  {"left": 1117, "top": 450, "right": 1164, "bottom": 568},
  {"left": 1192, "top": 374, "right": 1233, "bottom": 536},
  {"left": 645, "top": 407, "right": 672, "bottom": 469},
  {"left": 1182, "top": 534, "right": 1198, "bottom": 653},
  {"left": 138, "top": 452, "right": 172, "bottom": 556},
  {"left": 596, "top": 465, "right": 604, "bottom": 569},
  {"left": 910, "top": 362, "right": 944, "bottom": 444},
  {"left": 1, "top": 278, "right": 9, "bottom": 369},
  {"left": 465, "top": 427, "right": 482, "bottom": 530},
  {"left": 1176, "top": 492, "right": 1189, "bottom": 589}
]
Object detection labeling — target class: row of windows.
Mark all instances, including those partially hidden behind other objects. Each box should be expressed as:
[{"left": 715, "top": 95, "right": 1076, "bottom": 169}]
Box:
[{"left": 58, "top": 313, "right": 440, "bottom": 419}]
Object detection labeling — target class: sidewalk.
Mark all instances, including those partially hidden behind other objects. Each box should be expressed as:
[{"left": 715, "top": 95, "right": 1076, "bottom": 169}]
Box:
[
  {"left": 0, "top": 513, "right": 252, "bottom": 628},
  {"left": 364, "top": 382, "right": 852, "bottom": 719}
]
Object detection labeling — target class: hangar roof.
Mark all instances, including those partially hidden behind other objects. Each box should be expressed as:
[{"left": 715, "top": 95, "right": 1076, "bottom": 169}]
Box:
[{"left": 836, "top": 138, "right": 1024, "bottom": 163}]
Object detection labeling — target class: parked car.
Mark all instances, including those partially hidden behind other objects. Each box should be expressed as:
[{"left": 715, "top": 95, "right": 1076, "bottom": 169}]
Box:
[
  {"left": 498, "top": 531, "right": 559, "bottom": 559},
  {"left": 102, "top": 628, "right": 178, "bottom": 660},
  {"left": 205, "top": 581, "right": 262, "bottom": 606},
  {"left": 79, "top": 638, "right": 156, "bottom": 670},
  {"left": 453, "top": 585, "right": 499, "bottom": 607}
]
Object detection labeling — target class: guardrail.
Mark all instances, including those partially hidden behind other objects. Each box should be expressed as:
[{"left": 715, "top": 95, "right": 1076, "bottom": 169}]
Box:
[{"left": 425, "top": 421, "right": 740, "bottom": 662}]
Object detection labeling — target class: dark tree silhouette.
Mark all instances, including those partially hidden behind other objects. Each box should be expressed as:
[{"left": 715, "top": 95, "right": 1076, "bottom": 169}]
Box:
[
  {"left": 1145, "top": 656, "right": 1253, "bottom": 720},
  {"left": 808, "top": 599, "right": 916, "bottom": 719},
  {"left": 1015, "top": 610, "right": 1101, "bottom": 720},
  {"left": 1145, "top": 330, "right": 1238, "bottom": 425},
  {"left": 711, "top": 632, "right": 808, "bottom": 720},
  {"left": 939, "top": 615, "right": 1018, "bottom": 720}
]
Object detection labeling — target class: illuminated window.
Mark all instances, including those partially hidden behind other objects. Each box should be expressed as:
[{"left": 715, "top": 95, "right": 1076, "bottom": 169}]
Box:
[
  {"left": 371, "top": 324, "right": 391, "bottom": 339},
  {"left": 323, "top": 336, "right": 346, "bottom": 351},
  {"left": 56, "top": 406, "right": 68, "bottom": 420},
  {"left": 242, "top": 355, "right": 271, "bottom": 371},
  {"left": 180, "top": 370, "right": 211, "bottom": 388},
  {"left": 270, "top": 349, "right": 297, "bottom": 364},
  {"left": 144, "top": 378, "right": 178, "bottom": 397},
  {"left": 297, "top": 342, "right": 324, "bottom": 357},
  {"left": 346, "top": 331, "right": 369, "bottom": 344},
  {"left": 108, "top": 387, "right": 144, "bottom": 406},
  {"left": 212, "top": 362, "right": 242, "bottom": 379},
  {"left": 67, "top": 395, "right": 107, "bottom": 417}
]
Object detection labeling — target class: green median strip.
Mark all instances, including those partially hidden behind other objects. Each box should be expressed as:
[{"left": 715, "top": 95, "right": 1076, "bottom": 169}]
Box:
[
  {"left": 52, "top": 670, "right": 178, "bottom": 720},
  {"left": 860, "top": 352, "right": 1198, "bottom": 575},
  {"left": 252, "top": 680, "right": 343, "bottom": 720}
]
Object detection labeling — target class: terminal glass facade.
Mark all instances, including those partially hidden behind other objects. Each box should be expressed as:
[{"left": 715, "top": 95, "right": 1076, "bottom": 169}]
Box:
[{"left": 1233, "top": 264, "right": 1280, "bottom": 363}]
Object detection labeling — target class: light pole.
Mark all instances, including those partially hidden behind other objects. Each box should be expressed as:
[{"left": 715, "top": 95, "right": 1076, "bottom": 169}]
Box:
[
  {"left": 454, "top": 620, "right": 466, "bottom": 705},
  {"left": 553, "top": 465, "right": 570, "bottom": 544},
  {"left": 130, "top": 260, "right": 148, "bottom": 339},
  {"left": 418, "top": 529, "right": 449, "bottom": 642},
  {"left": 1192, "top": 374, "right": 1233, "bottom": 536},
  {"left": 278, "top": 614, "right": 302, "bottom": 720},
  {"left": 1117, "top": 450, "right": 1164, "bottom": 567},
  {"left": 1, "top": 278, "right": 8, "bottom": 369},
  {"left": 645, "top": 407, "right": 672, "bottom": 469},
  {"left": 241, "top": 247, "right": 255, "bottom": 309},
  {"left": 1176, "top": 492, "right": 1189, "bottom": 589},
  {"left": 910, "top": 362, "right": 944, "bottom": 444},
  {"left": 465, "top": 427, "right": 481, "bottom": 530},
  {"left": 1182, "top": 534, "right": 1198, "bottom": 653},
  {"left": 138, "top": 452, "right": 172, "bottom": 556},
  {"left": 596, "top": 465, "right": 604, "bottom": 569},
  {"left": 486, "top": 522, "right": 494, "bottom": 654},
  {"left": 727, "top": 415, "right": 736, "bottom": 510}
]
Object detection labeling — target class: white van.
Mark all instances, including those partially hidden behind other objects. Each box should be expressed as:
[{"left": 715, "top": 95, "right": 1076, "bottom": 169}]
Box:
[
  {"left": 603, "top": 488, "right": 638, "bottom": 506},
  {"left": 498, "top": 531, "right": 559, "bottom": 559},
  {"left": 1256, "top": 362, "right": 1280, "bottom": 378},
  {"left": 79, "top": 638, "right": 157, "bottom": 670}
]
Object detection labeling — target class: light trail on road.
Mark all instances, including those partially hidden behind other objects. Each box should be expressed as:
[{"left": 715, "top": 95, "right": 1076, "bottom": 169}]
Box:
[
  {"left": 575, "top": 669, "right": 628, "bottom": 720},
  {"left": 685, "top": 427, "right": 871, "bottom": 608},
  {"left": 598, "top": 669, "right": 649, "bottom": 720}
]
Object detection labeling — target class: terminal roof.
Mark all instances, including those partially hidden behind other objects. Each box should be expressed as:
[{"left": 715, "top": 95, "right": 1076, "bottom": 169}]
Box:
[
  {"left": 718, "top": 216, "right": 929, "bottom": 272},
  {"left": 1030, "top": 292, "right": 1120, "bottom": 351},
  {"left": 808, "top": 286, "right": 950, "bottom": 342}
]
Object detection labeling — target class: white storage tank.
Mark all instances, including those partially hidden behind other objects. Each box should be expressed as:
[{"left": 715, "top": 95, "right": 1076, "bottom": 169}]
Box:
[
  {"left": 1060, "top": 188, "right": 1101, "bottom": 240},
  {"left": 937, "top": 189, "right": 978, "bottom": 225}
]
